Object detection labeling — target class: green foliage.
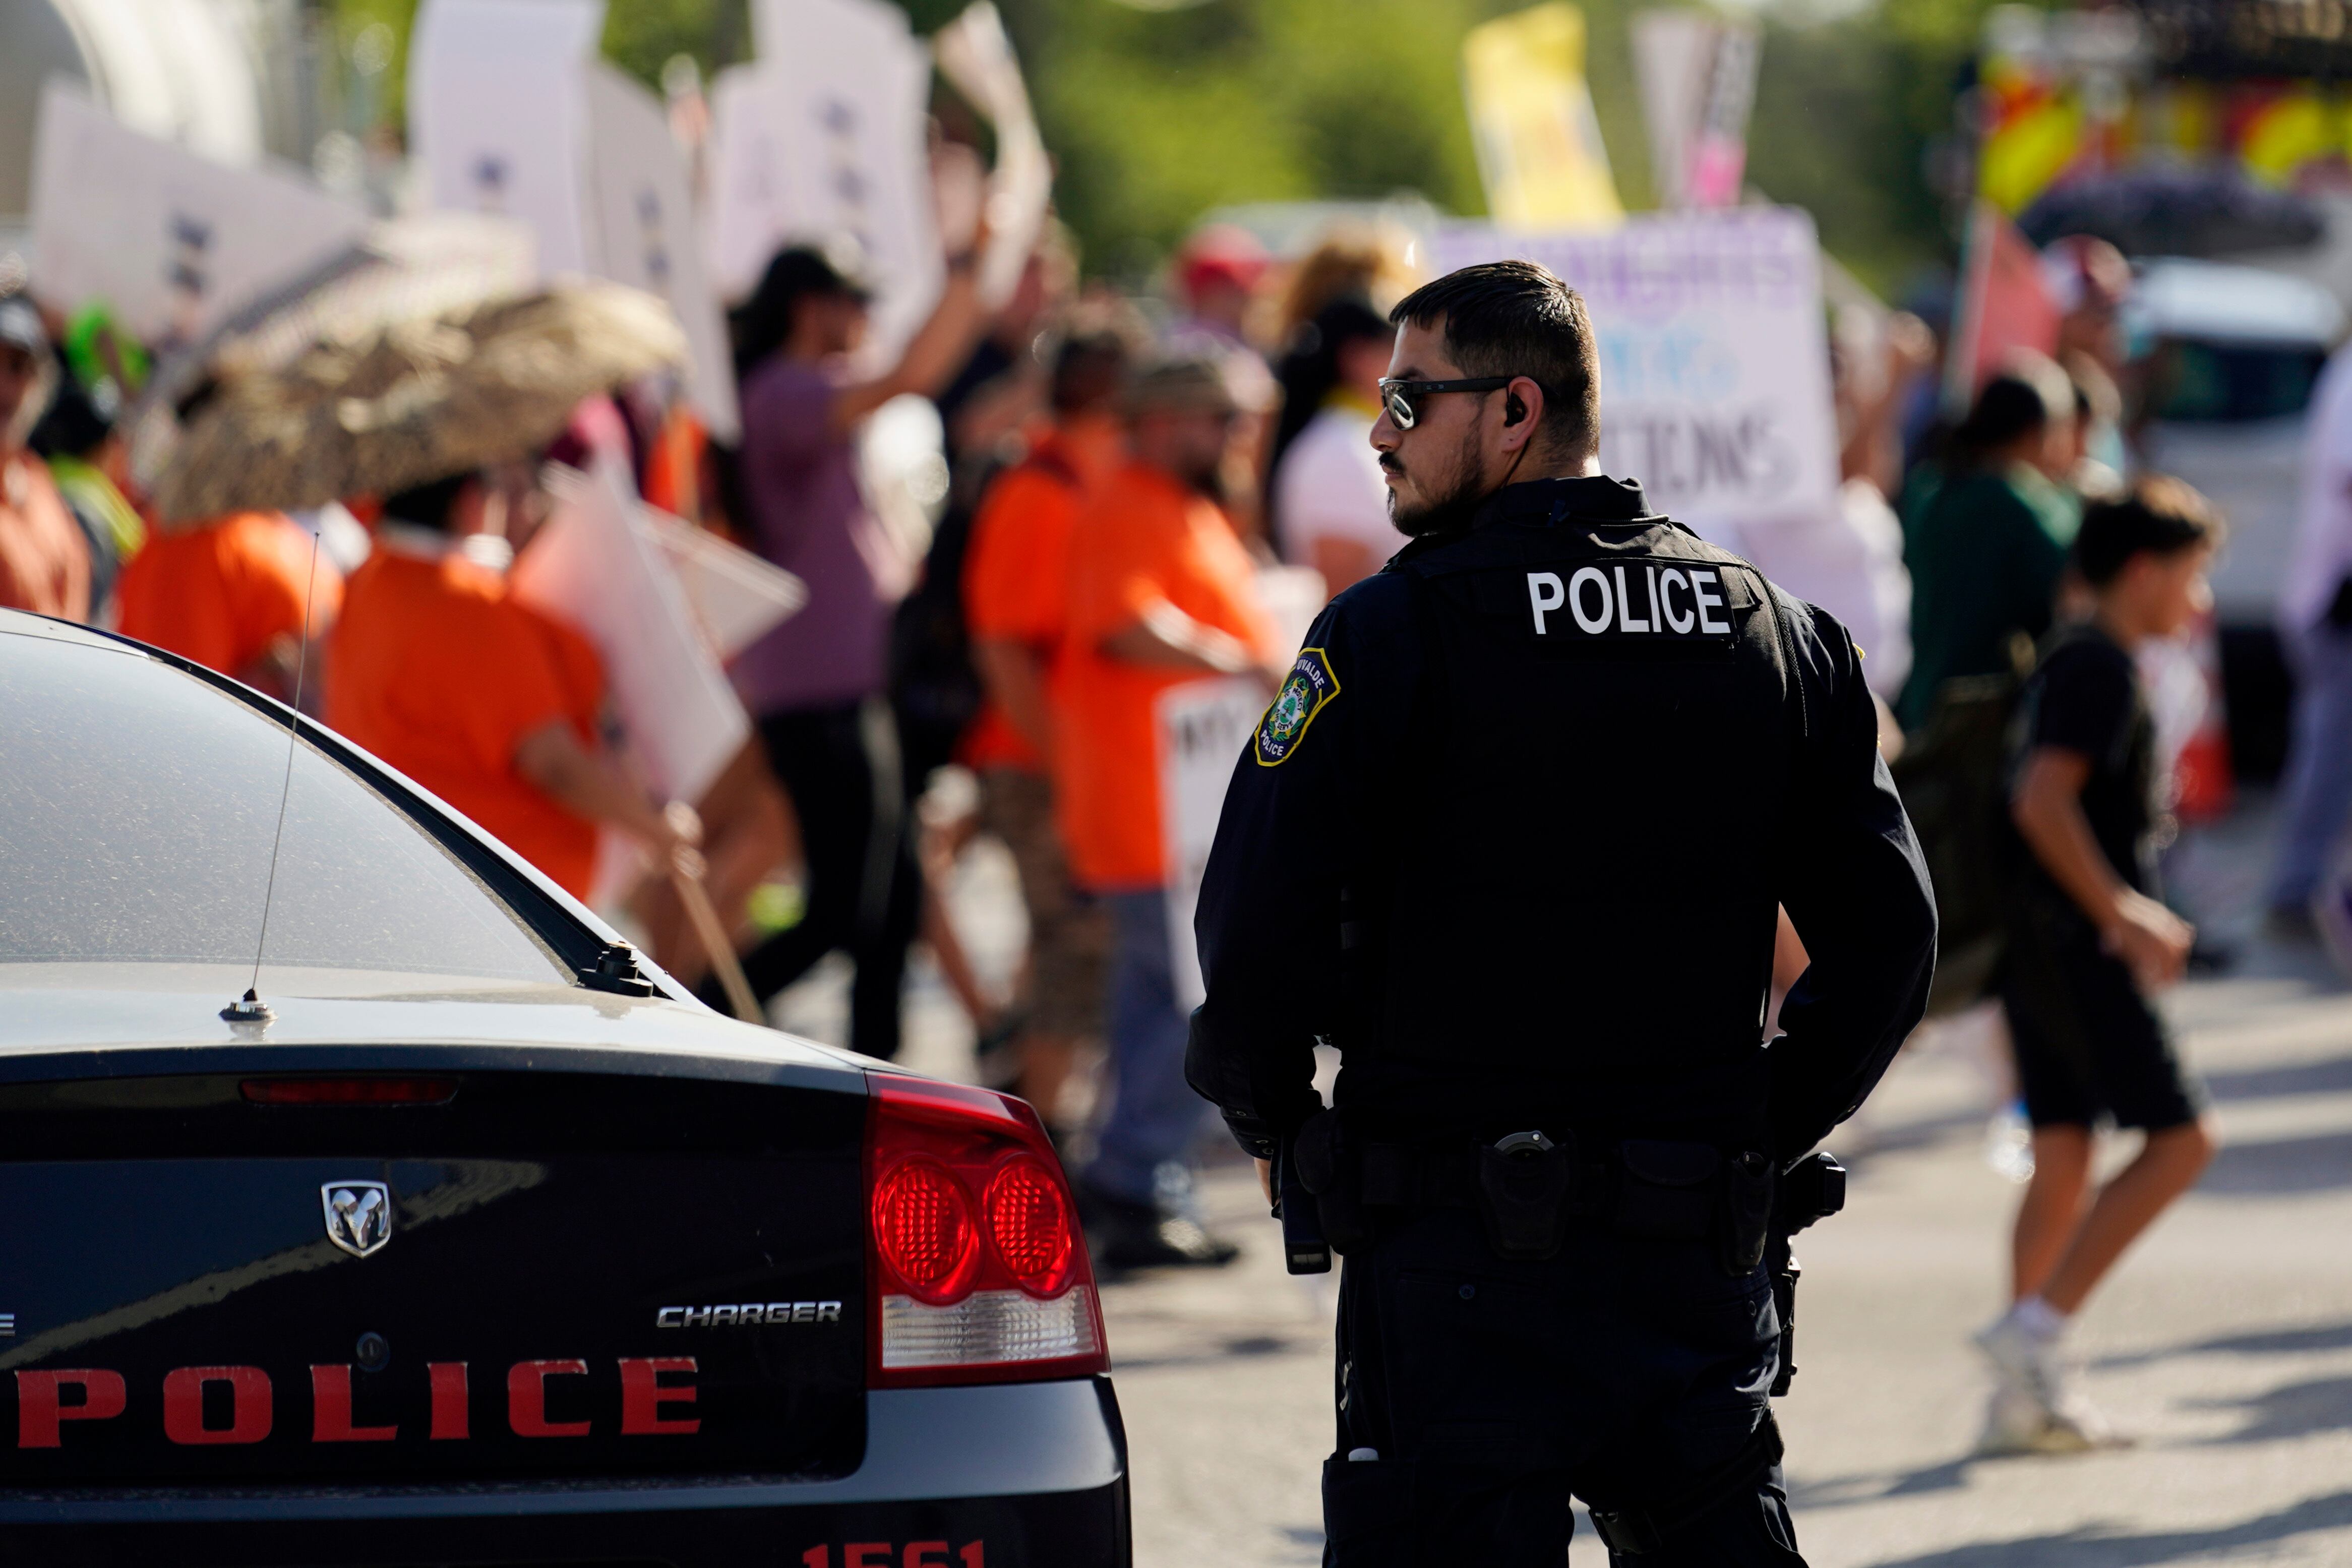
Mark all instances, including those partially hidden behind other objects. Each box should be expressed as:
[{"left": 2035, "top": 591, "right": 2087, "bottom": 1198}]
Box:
[
  {"left": 994, "top": 0, "right": 1496, "bottom": 277},
  {"left": 329, "top": 0, "right": 2042, "bottom": 296},
  {"left": 600, "top": 0, "right": 751, "bottom": 87}
]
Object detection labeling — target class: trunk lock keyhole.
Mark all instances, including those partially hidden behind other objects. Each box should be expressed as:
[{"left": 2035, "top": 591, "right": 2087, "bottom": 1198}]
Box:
[{"left": 355, "top": 1332, "right": 391, "bottom": 1371}]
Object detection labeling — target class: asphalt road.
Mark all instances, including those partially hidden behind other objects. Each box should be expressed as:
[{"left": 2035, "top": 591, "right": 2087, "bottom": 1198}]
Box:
[{"left": 780, "top": 793, "right": 2352, "bottom": 1566}]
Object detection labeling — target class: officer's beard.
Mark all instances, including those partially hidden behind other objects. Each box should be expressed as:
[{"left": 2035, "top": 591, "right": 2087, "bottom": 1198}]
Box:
[{"left": 1381, "top": 422, "right": 1494, "bottom": 538}]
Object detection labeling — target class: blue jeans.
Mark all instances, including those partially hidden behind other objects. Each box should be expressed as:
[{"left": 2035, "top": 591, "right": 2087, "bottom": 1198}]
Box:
[
  {"left": 1084, "top": 889, "right": 1214, "bottom": 1208},
  {"left": 2269, "top": 625, "right": 2352, "bottom": 908}
]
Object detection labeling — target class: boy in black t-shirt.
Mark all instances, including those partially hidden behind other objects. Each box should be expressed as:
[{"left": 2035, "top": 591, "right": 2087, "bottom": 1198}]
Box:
[{"left": 1975, "top": 477, "right": 2223, "bottom": 1454}]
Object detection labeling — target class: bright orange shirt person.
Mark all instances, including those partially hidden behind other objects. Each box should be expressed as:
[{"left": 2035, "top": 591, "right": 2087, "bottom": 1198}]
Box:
[
  {"left": 0, "top": 450, "right": 90, "bottom": 622},
  {"left": 961, "top": 413, "right": 1124, "bottom": 772},
  {"left": 326, "top": 527, "right": 606, "bottom": 898},
  {"left": 116, "top": 511, "right": 342, "bottom": 684},
  {"left": 1056, "top": 460, "right": 1276, "bottom": 891}
]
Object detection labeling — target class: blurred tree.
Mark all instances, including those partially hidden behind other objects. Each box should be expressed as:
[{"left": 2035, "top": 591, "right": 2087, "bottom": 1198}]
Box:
[{"left": 328, "top": 0, "right": 2040, "bottom": 294}]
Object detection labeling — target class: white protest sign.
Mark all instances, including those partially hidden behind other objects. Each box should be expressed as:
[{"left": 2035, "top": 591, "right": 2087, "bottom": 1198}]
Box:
[
  {"left": 513, "top": 465, "right": 750, "bottom": 813},
  {"left": 1156, "top": 676, "right": 1268, "bottom": 1012},
  {"left": 1432, "top": 208, "right": 1837, "bottom": 536},
  {"left": 408, "top": 0, "right": 607, "bottom": 278},
  {"left": 637, "top": 504, "right": 807, "bottom": 659},
  {"left": 710, "top": 0, "right": 940, "bottom": 351},
  {"left": 933, "top": 2, "right": 1053, "bottom": 310},
  {"left": 582, "top": 62, "right": 742, "bottom": 442},
  {"left": 27, "top": 85, "right": 368, "bottom": 349}
]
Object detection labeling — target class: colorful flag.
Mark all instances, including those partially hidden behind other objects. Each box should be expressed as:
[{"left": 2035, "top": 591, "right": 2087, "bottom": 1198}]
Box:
[{"left": 1461, "top": 3, "right": 1624, "bottom": 231}]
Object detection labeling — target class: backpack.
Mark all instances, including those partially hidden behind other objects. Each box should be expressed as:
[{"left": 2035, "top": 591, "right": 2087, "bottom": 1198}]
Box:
[
  {"left": 888, "top": 444, "right": 1081, "bottom": 788},
  {"left": 1890, "top": 671, "right": 2024, "bottom": 1015}
]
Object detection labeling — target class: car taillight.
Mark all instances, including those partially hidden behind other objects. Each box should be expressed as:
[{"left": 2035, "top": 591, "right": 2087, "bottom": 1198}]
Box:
[{"left": 864, "top": 1073, "right": 1106, "bottom": 1388}]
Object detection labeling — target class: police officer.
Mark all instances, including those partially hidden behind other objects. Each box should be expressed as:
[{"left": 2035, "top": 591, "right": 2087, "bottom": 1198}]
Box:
[{"left": 1186, "top": 261, "right": 1937, "bottom": 1565}]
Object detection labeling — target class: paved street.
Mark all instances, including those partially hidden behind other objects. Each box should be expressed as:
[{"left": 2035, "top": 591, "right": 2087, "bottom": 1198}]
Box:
[{"left": 782, "top": 795, "right": 2352, "bottom": 1566}]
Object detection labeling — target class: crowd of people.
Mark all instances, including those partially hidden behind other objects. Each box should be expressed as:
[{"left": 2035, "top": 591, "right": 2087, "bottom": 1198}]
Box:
[{"left": 4, "top": 204, "right": 2349, "bottom": 1428}]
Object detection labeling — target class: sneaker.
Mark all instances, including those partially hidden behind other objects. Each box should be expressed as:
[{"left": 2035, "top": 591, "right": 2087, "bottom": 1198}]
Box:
[
  {"left": 1973, "top": 1311, "right": 2069, "bottom": 1409},
  {"left": 1973, "top": 1315, "right": 2132, "bottom": 1456},
  {"left": 1974, "top": 1383, "right": 2114, "bottom": 1456},
  {"left": 1076, "top": 1180, "right": 1240, "bottom": 1273}
]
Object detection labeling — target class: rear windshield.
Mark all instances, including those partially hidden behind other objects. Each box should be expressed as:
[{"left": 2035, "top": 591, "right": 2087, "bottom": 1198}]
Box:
[
  {"left": 2146, "top": 340, "right": 2326, "bottom": 424},
  {"left": 0, "top": 626, "right": 569, "bottom": 987}
]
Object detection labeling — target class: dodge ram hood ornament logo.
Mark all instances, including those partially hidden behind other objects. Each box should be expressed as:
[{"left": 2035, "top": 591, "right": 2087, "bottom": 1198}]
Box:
[{"left": 322, "top": 1181, "right": 392, "bottom": 1258}]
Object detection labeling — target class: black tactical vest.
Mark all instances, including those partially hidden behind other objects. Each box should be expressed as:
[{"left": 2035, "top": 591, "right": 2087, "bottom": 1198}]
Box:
[{"left": 1346, "top": 487, "right": 1803, "bottom": 1111}]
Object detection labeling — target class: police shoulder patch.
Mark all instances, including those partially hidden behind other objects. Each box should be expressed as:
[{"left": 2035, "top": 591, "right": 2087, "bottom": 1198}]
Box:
[{"left": 1255, "top": 647, "right": 1341, "bottom": 766}]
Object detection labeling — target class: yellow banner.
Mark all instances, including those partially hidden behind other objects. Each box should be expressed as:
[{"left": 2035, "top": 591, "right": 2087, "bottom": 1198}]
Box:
[{"left": 1462, "top": 3, "right": 1624, "bottom": 230}]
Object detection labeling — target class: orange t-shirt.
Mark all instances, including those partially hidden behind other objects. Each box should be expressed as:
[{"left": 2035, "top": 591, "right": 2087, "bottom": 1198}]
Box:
[
  {"left": 1055, "top": 461, "right": 1276, "bottom": 890},
  {"left": 325, "top": 541, "right": 606, "bottom": 898},
  {"left": 0, "top": 453, "right": 91, "bottom": 622},
  {"left": 960, "top": 416, "right": 1123, "bottom": 774},
  {"left": 116, "top": 511, "right": 343, "bottom": 679}
]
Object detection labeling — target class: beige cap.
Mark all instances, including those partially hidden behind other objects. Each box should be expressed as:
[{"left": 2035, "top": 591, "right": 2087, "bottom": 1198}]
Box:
[{"left": 1124, "top": 354, "right": 1258, "bottom": 416}]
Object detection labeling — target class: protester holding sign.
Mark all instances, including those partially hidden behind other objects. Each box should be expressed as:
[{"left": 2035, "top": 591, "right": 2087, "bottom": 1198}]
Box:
[
  {"left": 719, "top": 239, "right": 990, "bottom": 1059},
  {"left": 1057, "top": 356, "right": 1282, "bottom": 1270},
  {"left": 327, "top": 465, "right": 698, "bottom": 902}
]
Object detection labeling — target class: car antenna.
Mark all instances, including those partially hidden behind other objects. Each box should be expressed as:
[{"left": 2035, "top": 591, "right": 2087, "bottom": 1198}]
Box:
[{"left": 222, "top": 526, "right": 325, "bottom": 1026}]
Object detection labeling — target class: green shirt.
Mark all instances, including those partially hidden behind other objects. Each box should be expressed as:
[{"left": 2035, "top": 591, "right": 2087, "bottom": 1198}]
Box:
[{"left": 1897, "top": 463, "right": 2078, "bottom": 731}]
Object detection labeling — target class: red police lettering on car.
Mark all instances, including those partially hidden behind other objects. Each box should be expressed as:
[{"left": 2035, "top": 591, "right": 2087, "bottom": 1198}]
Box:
[
  {"left": 14, "top": 1369, "right": 127, "bottom": 1449},
  {"left": 428, "top": 1361, "right": 469, "bottom": 1439},
  {"left": 162, "top": 1366, "right": 271, "bottom": 1445},
  {"left": 310, "top": 1365, "right": 397, "bottom": 1442},
  {"left": 617, "top": 1357, "right": 699, "bottom": 1435},
  {"left": 507, "top": 1359, "right": 591, "bottom": 1437}
]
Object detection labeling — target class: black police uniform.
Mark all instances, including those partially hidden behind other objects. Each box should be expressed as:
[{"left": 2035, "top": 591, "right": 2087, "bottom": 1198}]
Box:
[{"left": 1186, "top": 475, "right": 1937, "bottom": 1566}]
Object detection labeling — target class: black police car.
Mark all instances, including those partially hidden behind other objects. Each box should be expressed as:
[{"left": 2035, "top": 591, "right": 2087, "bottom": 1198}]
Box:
[{"left": 0, "top": 610, "right": 1129, "bottom": 1565}]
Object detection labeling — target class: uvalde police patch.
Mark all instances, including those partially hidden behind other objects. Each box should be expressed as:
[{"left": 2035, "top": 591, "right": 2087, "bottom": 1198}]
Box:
[{"left": 1255, "top": 648, "right": 1340, "bottom": 766}]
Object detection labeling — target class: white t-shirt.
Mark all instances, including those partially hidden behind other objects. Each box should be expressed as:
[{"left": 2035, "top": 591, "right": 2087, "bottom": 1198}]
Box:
[
  {"left": 1710, "top": 478, "right": 1914, "bottom": 702},
  {"left": 1275, "top": 404, "right": 1403, "bottom": 568}
]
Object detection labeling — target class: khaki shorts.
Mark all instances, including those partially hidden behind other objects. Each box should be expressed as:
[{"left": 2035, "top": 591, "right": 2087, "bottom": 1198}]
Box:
[{"left": 978, "top": 766, "right": 1111, "bottom": 1040}]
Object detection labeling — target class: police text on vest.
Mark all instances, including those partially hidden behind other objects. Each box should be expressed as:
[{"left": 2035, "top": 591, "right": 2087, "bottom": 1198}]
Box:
[{"left": 1527, "top": 566, "right": 1730, "bottom": 636}]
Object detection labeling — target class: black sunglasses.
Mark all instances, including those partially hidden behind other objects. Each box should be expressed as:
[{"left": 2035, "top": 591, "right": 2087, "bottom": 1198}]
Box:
[{"left": 1378, "top": 375, "right": 1514, "bottom": 430}]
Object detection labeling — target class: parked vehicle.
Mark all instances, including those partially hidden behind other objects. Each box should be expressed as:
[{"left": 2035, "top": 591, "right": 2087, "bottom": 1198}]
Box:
[
  {"left": 0, "top": 610, "right": 1128, "bottom": 1566},
  {"left": 2132, "top": 258, "right": 2344, "bottom": 778}
]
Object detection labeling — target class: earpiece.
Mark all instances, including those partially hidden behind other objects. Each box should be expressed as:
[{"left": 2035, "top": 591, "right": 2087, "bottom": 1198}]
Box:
[{"left": 1504, "top": 393, "right": 1527, "bottom": 426}]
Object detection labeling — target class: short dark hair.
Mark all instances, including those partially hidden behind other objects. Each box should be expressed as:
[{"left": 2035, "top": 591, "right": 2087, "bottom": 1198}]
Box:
[
  {"left": 1051, "top": 328, "right": 1132, "bottom": 415},
  {"left": 1389, "top": 261, "right": 1600, "bottom": 458},
  {"left": 1953, "top": 352, "right": 2071, "bottom": 467},
  {"left": 382, "top": 470, "right": 474, "bottom": 534},
  {"left": 2075, "top": 474, "right": 2222, "bottom": 587}
]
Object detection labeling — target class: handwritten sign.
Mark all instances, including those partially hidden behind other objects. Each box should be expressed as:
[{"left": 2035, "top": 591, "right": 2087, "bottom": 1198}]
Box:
[
  {"left": 1432, "top": 208, "right": 1837, "bottom": 533},
  {"left": 28, "top": 86, "right": 367, "bottom": 348}
]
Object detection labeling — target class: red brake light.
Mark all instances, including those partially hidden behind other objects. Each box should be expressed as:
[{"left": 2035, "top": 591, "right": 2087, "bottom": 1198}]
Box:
[
  {"left": 871, "top": 1157, "right": 979, "bottom": 1303},
  {"left": 985, "top": 1156, "right": 1075, "bottom": 1295},
  {"left": 241, "top": 1078, "right": 458, "bottom": 1106},
  {"left": 864, "top": 1073, "right": 1106, "bottom": 1388}
]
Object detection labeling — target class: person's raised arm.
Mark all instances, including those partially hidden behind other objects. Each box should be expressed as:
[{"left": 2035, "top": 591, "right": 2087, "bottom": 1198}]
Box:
[{"left": 827, "top": 257, "right": 990, "bottom": 436}]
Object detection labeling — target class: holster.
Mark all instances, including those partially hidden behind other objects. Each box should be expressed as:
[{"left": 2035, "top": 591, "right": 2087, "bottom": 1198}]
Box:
[
  {"left": 1475, "top": 1134, "right": 1576, "bottom": 1261},
  {"left": 1292, "top": 1109, "right": 1377, "bottom": 1256}
]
